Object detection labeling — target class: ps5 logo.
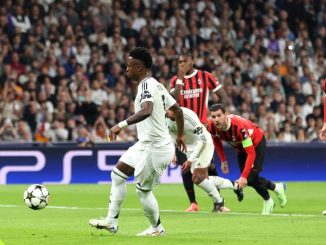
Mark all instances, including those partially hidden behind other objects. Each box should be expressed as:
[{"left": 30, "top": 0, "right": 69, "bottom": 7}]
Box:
[
  {"left": 0, "top": 151, "right": 46, "bottom": 184},
  {"left": 0, "top": 150, "right": 126, "bottom": 185},
  {"left": 0, "top": 149, "right": 182, "bottom": 184}
]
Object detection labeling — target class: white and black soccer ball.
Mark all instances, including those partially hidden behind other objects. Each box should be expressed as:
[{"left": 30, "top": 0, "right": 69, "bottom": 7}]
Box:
[{"left": 23, "top": 184, "right": 50, "bottom": 210}]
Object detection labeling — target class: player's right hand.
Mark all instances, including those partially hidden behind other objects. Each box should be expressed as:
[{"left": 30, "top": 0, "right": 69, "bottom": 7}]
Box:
[
  {"left": 176, "top": 135, "right": 187, "bottom": 153},
  {"left": 319, "top": 129, "right": 326, "bottom": 140},
  {"left": 177, "top": 63, "right": 189, "bottom": 79},
  {"left": 171, "top": 154, "right": 177, "bottom": 165},
  {"left": 181, "top": 160, "right": 191, "bottom": 173},
  {"left": 319, "top": 123, "right": 326, "bottom": 141},
  {"left": 221, "top": 161, "right": 229, "bottom": 174}
]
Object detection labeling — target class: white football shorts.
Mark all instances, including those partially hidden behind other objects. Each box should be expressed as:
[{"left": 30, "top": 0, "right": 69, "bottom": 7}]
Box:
[
  {"left": 119, "top": 141, "right": 174, "bottom": 190},
  {"left": 187, "top": 142, "right": 214, "bottom": 173}
]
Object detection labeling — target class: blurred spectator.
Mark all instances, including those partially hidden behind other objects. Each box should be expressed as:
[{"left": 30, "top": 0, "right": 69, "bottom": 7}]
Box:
[
  {"left": 76, "top": 125, "right": 92, "bottom": 147},
  {"left": 302, "top": 95, "right": 316, "bottom": 120},
  {"left": 90, "top": 79, "right": 108, "bottom": 106},
  {"left": 10, "top": 5, "right": 31, "bottom": 34},
  {"left": 52, "top": 119, "right": 69, "bottom": 142},
  {"left": 0, "top": 118, "right": 17, "bottom": 141},
  {"left": 306, "top": 115, "right": 318, "bottom": 141},
  {"left": 0, "top": 0, "right": 324, "bottom": 144},
  {"left": 281, "top": 121, "right": 296, "bottom": 143},
  {"left": 91, "top": 116, "right": 109, "bottom": 143},
  {"left": 16, "top": 119, "right": 32, "bottom": 142},
  {"left": 296, "top": 128, "right": 307, "bottom": 142}
]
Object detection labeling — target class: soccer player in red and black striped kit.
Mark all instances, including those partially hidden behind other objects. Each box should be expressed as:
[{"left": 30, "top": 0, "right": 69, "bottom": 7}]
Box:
[
  {"left": 207, "top": 103, "right": 287, "bottom": 215},
  {"left": 170, "top": 49, "right": 229, "bottom": 212}
]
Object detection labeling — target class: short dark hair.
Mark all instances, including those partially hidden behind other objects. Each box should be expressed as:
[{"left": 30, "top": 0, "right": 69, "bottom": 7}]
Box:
[
  {"left": 209, "top": 103, "right": 226, "bottom": 113},
  {"left": 129, "top": 47, "right": 152, "bottom": 69},
  {"left": 179, "top": 48, "right": 193, "bottom": 58}
]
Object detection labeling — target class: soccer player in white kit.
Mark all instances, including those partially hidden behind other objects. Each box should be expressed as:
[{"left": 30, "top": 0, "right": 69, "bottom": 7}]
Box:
[
  {"left": 166, "top": 107, "right": 241, "bottom": 212},
  {"left": 89, "top": 48, "right": 186, "bottom": 236}
]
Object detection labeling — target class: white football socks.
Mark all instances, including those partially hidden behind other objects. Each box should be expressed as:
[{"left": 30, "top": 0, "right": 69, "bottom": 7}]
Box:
[
  {"left": 208, "top": 176, "right": 234, "bottom": 189},
  {"left": 136, "top": 189, "right": 160, "bottom": 227},
  {"left": 107, "top": 168, "right": 128, "bottom": 223},
  {"left": 198, "top": 178, "right": 223, "bottom": 203}
]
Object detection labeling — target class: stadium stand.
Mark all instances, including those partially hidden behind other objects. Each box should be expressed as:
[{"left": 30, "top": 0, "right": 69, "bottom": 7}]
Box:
[{"left": 0, "top": 0, "right": 324, "bottom": 144}]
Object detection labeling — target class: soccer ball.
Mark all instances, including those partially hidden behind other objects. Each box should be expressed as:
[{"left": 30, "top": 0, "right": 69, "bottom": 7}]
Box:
[{"left": 23, "top": 184, "right": 50, "bottom": 210}]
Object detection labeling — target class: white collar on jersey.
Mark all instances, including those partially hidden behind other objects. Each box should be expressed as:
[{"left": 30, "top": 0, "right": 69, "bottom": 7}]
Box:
[
  {"left": 223, "top": 117, "right": 231, "bottom": 131},
  {"left": 139, "top": 76, "right": 151, "bottom": 84},
  {"left": 184, "top": 69, "right": 198, "bottom": 79}
]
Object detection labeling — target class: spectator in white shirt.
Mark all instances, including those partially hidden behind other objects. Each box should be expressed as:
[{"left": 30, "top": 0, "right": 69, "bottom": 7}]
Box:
[
  {"left": 10, "top": 6, "right": 31, "bottom": 33},
  {"left": 91, "top": 80, "right": 108, "bottom": 106},
  {"left": 302, "top": 95, "right": 315, "bottom": 120}
]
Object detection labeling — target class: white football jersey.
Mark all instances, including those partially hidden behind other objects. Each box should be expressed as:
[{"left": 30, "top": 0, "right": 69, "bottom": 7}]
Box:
[
  {"left": 135, "top": 77, "right": 176, "bottom": 147},
  {"left": 166, "top": 107, "right": 213, "bottom": 162}
]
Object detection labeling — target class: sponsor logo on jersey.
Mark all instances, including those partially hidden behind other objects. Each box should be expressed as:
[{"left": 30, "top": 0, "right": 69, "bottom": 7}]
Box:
[{"left": 181, "top": 88, "right": 203, "bottom": 99}]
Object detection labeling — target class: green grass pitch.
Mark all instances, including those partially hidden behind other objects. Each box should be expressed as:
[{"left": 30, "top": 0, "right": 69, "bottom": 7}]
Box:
[{"left": 0, "top": 183, "right": 326, "bottom": 245}]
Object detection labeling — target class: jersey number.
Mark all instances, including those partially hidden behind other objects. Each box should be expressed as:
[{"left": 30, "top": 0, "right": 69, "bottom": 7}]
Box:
[{"left": 161, "top": 95, "right": 166, "bottom": 108}]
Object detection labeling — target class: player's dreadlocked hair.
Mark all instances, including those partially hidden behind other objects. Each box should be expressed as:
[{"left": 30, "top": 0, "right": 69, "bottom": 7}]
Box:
[
  {"left": 129, "top": 47, "right": 153, "bottom": 69},
  {"left": 210, "top": 103, "right": 226, "bottom": 113}
]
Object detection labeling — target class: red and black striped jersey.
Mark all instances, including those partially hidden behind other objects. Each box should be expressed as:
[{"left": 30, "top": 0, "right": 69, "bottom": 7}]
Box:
[
  {"left": 170, "top": 69, "right": 222, "bottom": 124},
  {"left": 207, "top": 114, "right": 264, "bottom": 153},
  {"left": 207, "top": 114, "right": 264, "bottom": 178}
]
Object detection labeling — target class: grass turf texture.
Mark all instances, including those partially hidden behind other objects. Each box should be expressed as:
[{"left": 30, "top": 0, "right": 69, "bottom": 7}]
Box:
[{"left": 0, "top": 183, "right": 326, "bottom": 245}]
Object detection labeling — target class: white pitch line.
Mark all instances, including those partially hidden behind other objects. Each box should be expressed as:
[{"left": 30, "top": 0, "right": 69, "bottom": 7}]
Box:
[{"left": 0, "top": 204, "right": 322, "bottom": 217}]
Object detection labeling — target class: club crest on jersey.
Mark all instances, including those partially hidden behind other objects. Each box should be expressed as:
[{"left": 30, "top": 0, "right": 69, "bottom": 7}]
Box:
[{"left": 198, "top": 79, "right": 201, "bottom": 84}]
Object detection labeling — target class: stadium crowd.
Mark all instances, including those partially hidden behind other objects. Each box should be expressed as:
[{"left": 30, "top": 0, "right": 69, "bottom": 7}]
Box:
[{"left": 0, "top": 0, "right": 325, "bottom": 144}]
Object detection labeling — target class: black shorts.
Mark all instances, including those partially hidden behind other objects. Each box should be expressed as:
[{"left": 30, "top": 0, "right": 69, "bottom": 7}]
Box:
[
  {"left": 175, "top": 147, "right": 187, "bottom": 165},
  {"left": 237, "top": 136, "right": 266, "bottom": 174}
]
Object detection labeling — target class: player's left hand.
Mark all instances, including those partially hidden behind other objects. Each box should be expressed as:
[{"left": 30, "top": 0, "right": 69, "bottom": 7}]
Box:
[
  {"left": 181, "top": 160, "right": 191, "bottom": 173},
  {"left": 236, "top": 177, "right": 247, "bottom": 189},
  {"left": 221, "top": 161, "right": 229, "bottom": 174},
  {"left": 319, "top": 124, "right": 326, "bottom": 141}
]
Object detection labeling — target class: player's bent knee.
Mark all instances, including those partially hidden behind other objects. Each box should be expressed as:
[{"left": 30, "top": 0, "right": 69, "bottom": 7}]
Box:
[
  {"left": 136, "top": 183, "right": 152, "bottom": 196},
  {"left": 192, "top": 174, "right": 204, "bottom": 185},
  {"left": 111, "top": 168, "right": 128, "bottom": 183}
]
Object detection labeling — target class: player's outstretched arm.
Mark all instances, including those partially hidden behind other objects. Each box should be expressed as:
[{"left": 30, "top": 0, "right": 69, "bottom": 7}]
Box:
[
  {"left": 110, "top": 101, "right": 153, "bottom": 136},
  {"left": 215, "top": 87, "right": 229, "bottom": 107},
  {"left": 169, "top": 58, "right": 189, "bottom": 102},
  {"left": 170, "top": 82, "right": 181, "bottom": 103},
  {"left": 169, "top": 103, "right": 186, "bottom": 152},
  {"left": 126, "top": 101, "right": 153, "bottom": 125}
]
